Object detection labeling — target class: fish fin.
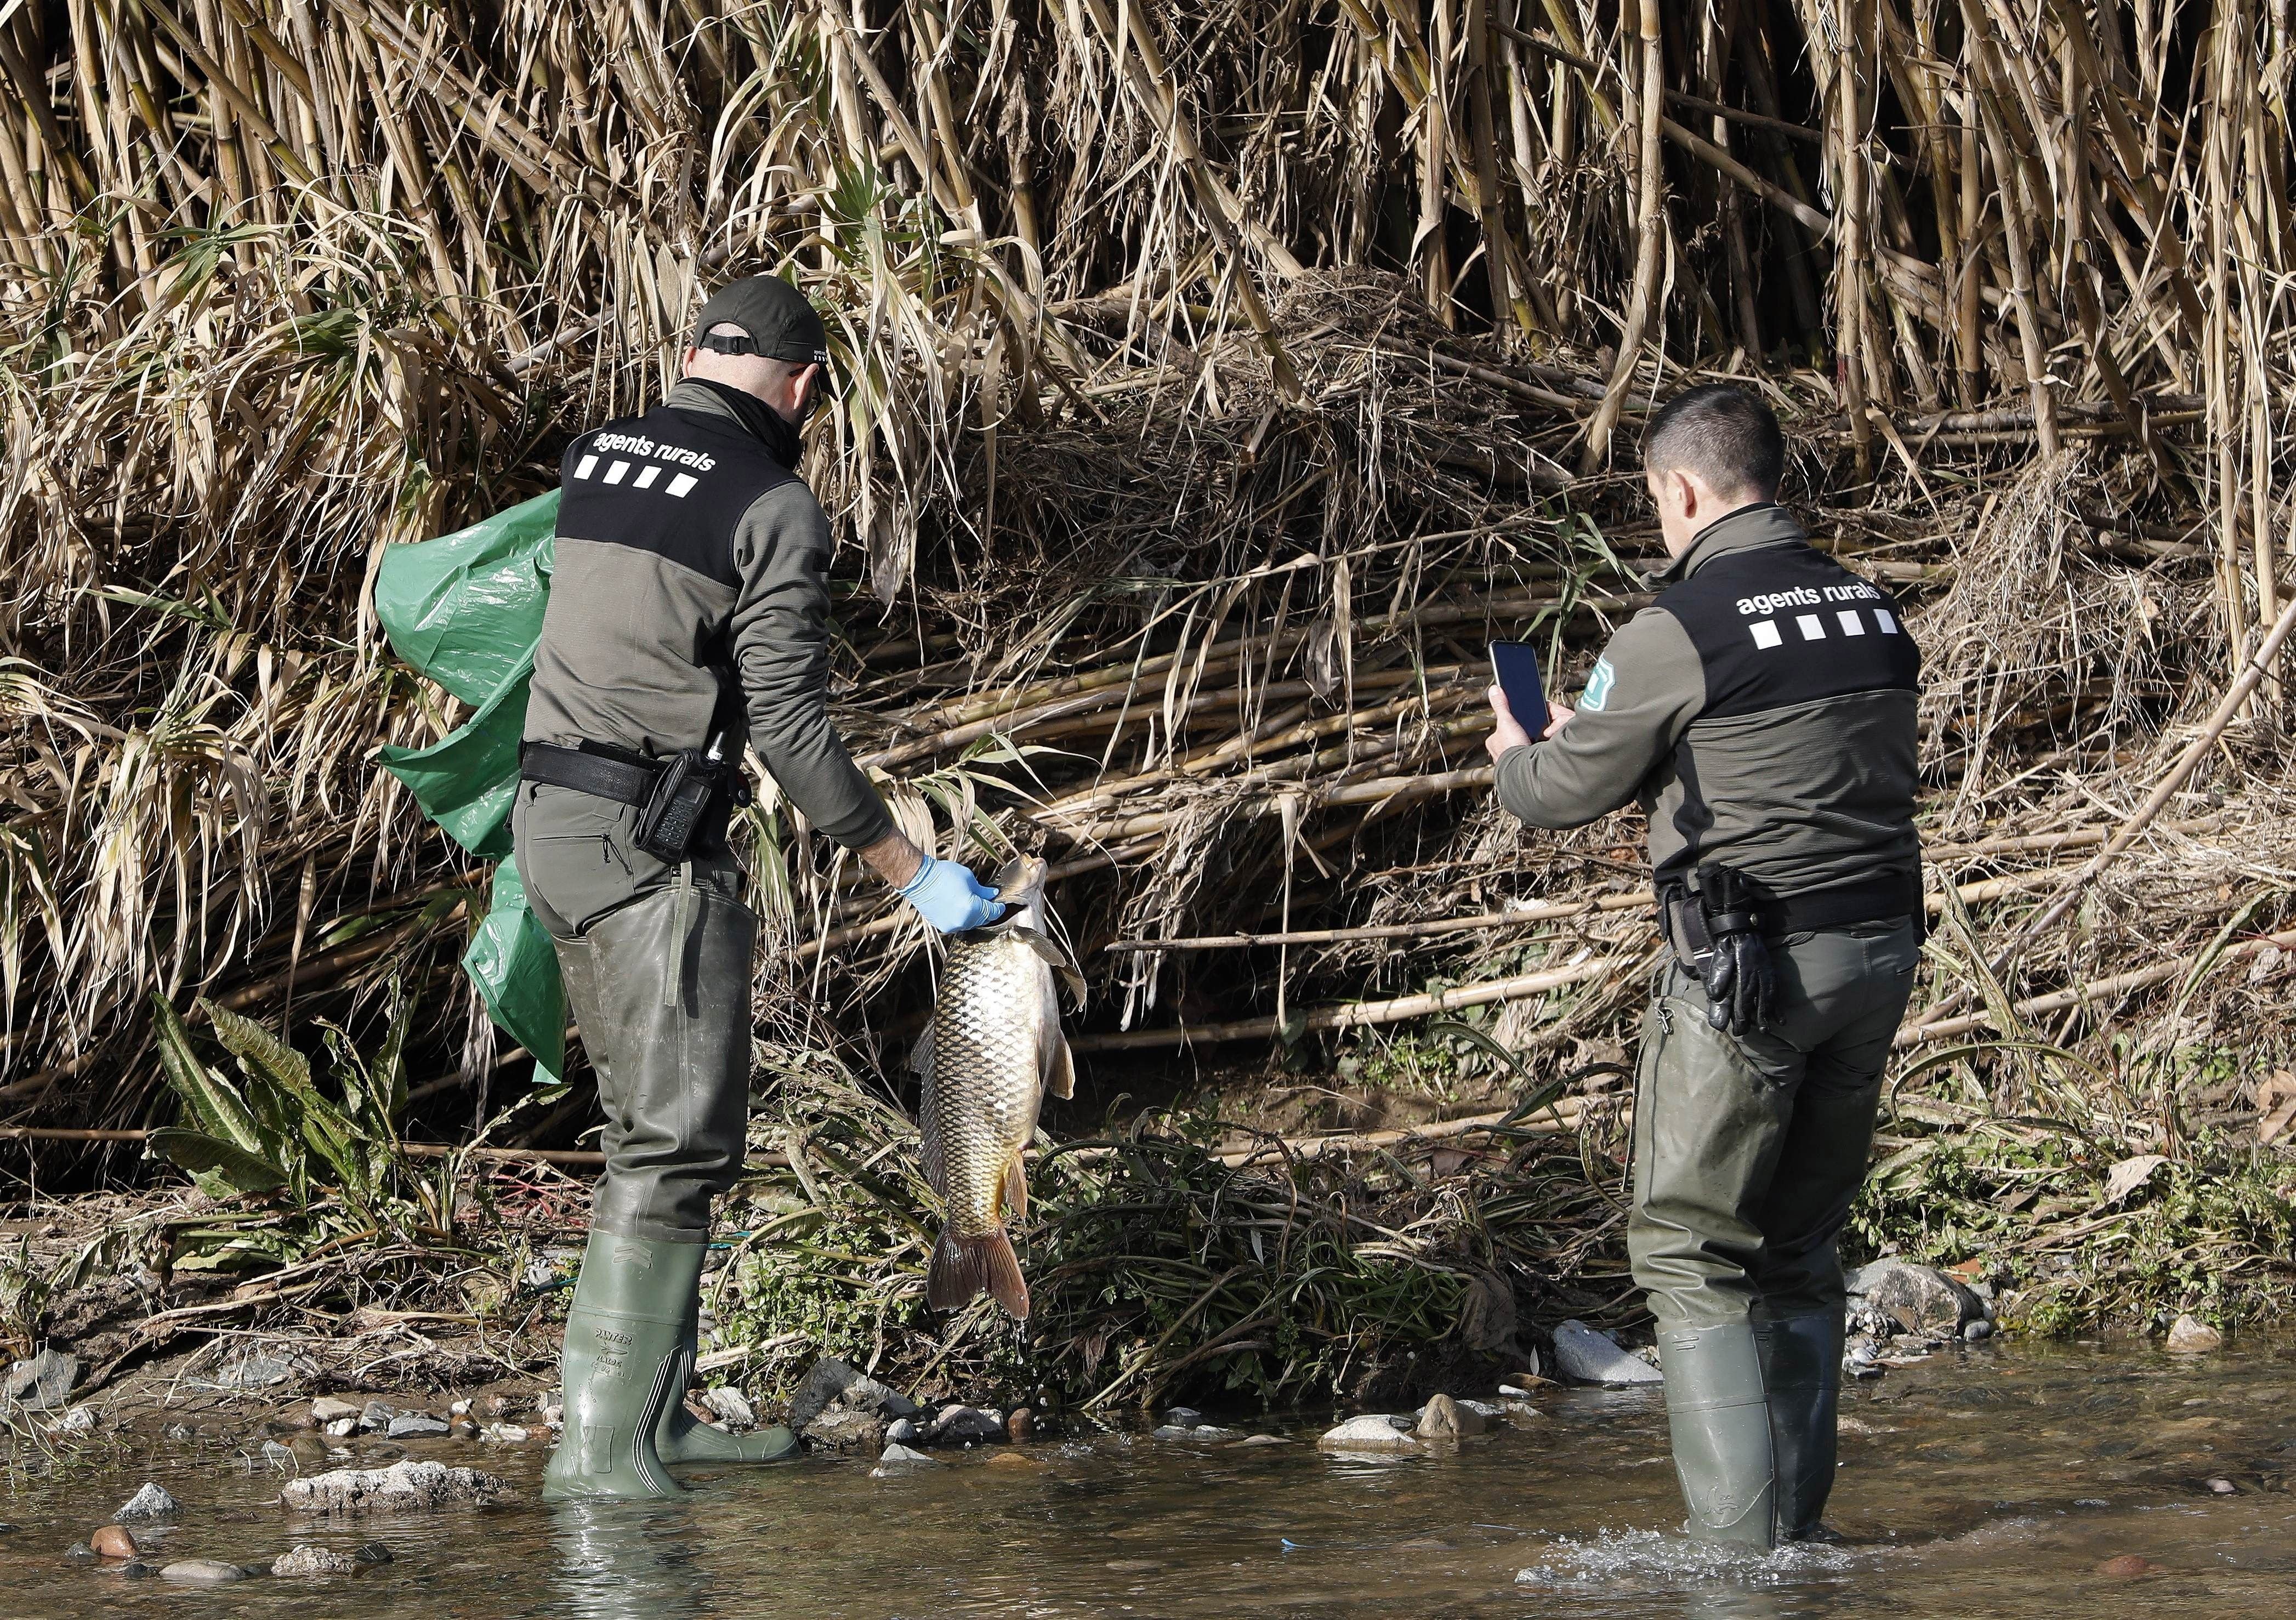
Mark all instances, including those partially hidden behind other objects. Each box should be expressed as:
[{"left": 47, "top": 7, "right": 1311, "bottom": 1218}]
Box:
[
  {"left": 1044, "top": 1037, "right": 1076, "bottom": 1101},
  {"left": 927, "top": 1226, "right": 1030, "bottom": 1319},
  {"left": 909, "top": 1023, "right": 935, "bottom": 1077},
  {"left": 1002, "top": 1152, "right": 1029, "bottom": 1221},
  {"left": 1014, "top": 925, "right": 1082, "bottom": 978},
  {"left": 917, "top": 1062, "right": 945, "bottom": 1195}
]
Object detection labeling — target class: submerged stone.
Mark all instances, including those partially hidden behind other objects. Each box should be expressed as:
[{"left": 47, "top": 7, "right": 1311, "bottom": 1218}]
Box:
[
  {"left": 160, "top": 1559, "right": 248, "bottom": 1584},
  {"left": 273, "top": 1544, "right": 360, "bottom": 1576},
  {"left": 280, "top": 1459, "right": 505, "bottom": 1514},
  {"left": 1318, "top": 1415, "right": 1422, "bottom": 1452},
  {"left": 115, "top": 1482, "right": 180, "bottom": 1520}
]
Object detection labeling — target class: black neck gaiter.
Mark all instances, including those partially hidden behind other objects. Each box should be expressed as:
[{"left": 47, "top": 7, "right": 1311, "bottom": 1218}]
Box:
[{"left": 679, "top": 376, "right": 804, "bottom": 470}]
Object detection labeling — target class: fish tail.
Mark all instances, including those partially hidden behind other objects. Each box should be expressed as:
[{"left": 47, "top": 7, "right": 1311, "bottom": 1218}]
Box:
[{"left": 927, "top": 1225, "right": 1030, "bottom": 1320}]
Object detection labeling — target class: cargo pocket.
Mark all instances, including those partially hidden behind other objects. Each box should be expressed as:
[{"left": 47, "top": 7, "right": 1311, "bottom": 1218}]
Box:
[{"left": 517, "top": 783, "right": 643, "bottom": 936}]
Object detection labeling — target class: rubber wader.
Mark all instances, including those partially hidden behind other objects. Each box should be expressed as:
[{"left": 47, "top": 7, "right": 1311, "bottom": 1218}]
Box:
[
  {"left": 1629, "top": 917, "right": 1921, "bottom": 1548},
  {"left": 1753, "top": 1308, "right": 1843, "bottom": 1541},
  {"left": 543, "top": 1231, "right": 797, "bottom": 1499},
  {"left": 516, "top": 783, "right": 797, "bottom": 1499},
  {"left": 1656, "top": 1322, "right": 1776, "bottom": 1544}
]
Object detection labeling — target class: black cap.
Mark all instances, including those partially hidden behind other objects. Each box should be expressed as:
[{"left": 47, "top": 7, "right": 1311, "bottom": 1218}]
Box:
[{"left": 691, "top": 275, "right": 831, "bottom": 368}]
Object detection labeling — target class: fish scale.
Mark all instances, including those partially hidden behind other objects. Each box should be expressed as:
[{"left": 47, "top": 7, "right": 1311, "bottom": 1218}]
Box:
[{"left": 914, "top": 855, "right": 1077, "bottom": 1319}]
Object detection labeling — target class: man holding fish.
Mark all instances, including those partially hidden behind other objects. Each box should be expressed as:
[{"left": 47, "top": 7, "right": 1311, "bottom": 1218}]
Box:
[
  {"left": 512, "top": 276, "right": 1007, "bottom": 1499},
  {"left": 1486, "top": 384, "right": 1924, "bottom": 1549}
]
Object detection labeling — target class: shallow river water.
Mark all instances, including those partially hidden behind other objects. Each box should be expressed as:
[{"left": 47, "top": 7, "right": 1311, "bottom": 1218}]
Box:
[{"left": 5, "top": 1337, "right": 2292, "bottom": 1617}]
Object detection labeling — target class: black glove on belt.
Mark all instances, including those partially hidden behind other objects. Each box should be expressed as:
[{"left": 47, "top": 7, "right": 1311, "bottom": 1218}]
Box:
[{"left": 1693, "top": 865, "right": 1777, "bottom": 1039}]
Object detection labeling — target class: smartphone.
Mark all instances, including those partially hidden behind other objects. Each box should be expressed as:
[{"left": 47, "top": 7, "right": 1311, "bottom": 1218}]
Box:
[{"left": 1491, "top": 640, "right": 1547, "bottom": 735}]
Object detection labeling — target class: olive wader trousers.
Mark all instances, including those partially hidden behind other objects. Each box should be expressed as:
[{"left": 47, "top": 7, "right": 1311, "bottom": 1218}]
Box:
[
  {"left": 513, "top": 780, "right": 797, "bottom": 1498},
  {"left": 513, "top": 780, "right": 756, "bottom": 1243},
  {"left": 1628, "top": 916, "right": 1920, "bottom": 1548}
]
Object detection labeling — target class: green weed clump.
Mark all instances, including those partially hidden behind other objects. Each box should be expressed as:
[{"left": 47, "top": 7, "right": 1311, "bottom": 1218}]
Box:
[{"left": 701, "top": 1061, "right": 1605, "bottom": 1416}]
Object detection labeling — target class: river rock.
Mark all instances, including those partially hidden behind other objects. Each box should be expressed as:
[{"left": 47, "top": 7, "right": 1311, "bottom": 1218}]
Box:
[
  {"left": 90, "top": 1524, "right": 138, "bottom": 1558},
  {"left": 2167, "top": 1315, "right": 2223, "bottom": 1352},
  {"left": 930, "top": 1405, "right": 1007, "bottom": 1445},
  {"left": 1234, "top": 1434, "right": 1287, "bottom": 1447},
  {"left": 388, "top": 1413, "right": 449, "bottom": 1439},
  {"left": 448, "top": 1418, "right": 480, "bottom": 1440},
  {"left": 120, "top": 1560, "right": 156, "bottom": 1578},
  {"left": 870, "top": 1442, "right": 939, "bottom": 1476},
  {"left": 1416, "top": 1393, "right": 1486, "bottom": 1440},
  {"left": 803, "top": 1407, "right": 886, "bottom": 1452},
  {"left": 1005, "top": 1407, "right": 1034, "bottom": 1442},
  {"left": 2097, "top": 1555, "right": 2152, "bottom": 1577},
  {"left": 3, "top": 1348, "right": 77, "bottom": 1412},
  {"left": 64, "top": 1541, "right": 96, "bottom": 1563},
  {"left": 360, "top": 1400, "right": 397, "bottom": 1433},
  {"left": 1846, "top": 1259, "right": 1987, "bottom": 1336},
  {"left": 1317, "top": 1415, "right": 1422, "bottom": 1452},
  {"left": 211, "top": 1347, "right": 301, "bottom": 1390},
  {"left": 356, "top": 1541, "right": 393, "bottom": 1564},
  {"left": 115, "top": 1482, "right": 180, "bottom": 1520},
  {"left": 325, "top": 1417, "right": 359, "bottom": 1439},
  {"left": 273, "top": 1544, "right": 360, "bottom": 1576},
  {"left": 280, "top": 1459, "right": 506, "bottom": 1514},
  {"left": 1151, "top": 1424, "right": 1195, "bottom": 1440},
  {"left": 701, "top": 1386, "right": 755, "bottom": 1428},
  {"left": 160, "top": 1559, "right": 248, "bottom": 1584},
  {"left": 262, "top": 1439, "right": 295, "bottom": 1469},
  {"left": 789, "top": 1357, "right": 920, "bottom": 1431},
  {"left": 480, "top": 1423, "right": 530, "bottom": 1444},
  {"left": 1164, "top": 1407, "right": 1203, "bottom": 1428},
  {"left": 310, "top": 1397, "right": 362, "bottom": 1424},
  {"left": 1550, "top": 1320, "right": 1664, "bottom": 1385},
  {"left": 53, "top": 1405, "right": 96, "bottom": 1435}
]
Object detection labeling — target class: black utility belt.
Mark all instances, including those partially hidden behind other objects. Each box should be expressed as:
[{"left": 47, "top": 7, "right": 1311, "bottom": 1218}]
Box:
[
  {"left": 1657, "top": 868, "right": 1922, "bottom": 952},
  {"left": 520, "top": 739, "right": 750, "bottom": 863}
]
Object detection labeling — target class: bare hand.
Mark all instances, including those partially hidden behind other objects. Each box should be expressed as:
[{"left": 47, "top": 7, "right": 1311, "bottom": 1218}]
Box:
[
  {"left": 1485, "top": 684, "right": 1532, "bottom": 763},
  {"left": 1485, "top": 686, "right": 1575, "bottom": 764}
]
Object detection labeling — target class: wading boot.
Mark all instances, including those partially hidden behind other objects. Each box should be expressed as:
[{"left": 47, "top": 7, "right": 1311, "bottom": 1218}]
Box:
[
  {"left": 543, "top": 1231, "right": 707, "bottom": 1500},
  {"left": 652, "top": 1306, "right": 799, "bottom": 1466},
  {"left": 1656, "top": 1322, "right": 1777, "bottom": 1549},
  {"left": 1753, "top": 1308, "right": 1843, "bottom": 1542}
]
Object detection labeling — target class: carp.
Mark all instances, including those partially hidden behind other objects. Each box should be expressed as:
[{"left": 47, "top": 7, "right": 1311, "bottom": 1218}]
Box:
[{"left": 914, "top": 855, "right": 1081, "bottom": 1319}]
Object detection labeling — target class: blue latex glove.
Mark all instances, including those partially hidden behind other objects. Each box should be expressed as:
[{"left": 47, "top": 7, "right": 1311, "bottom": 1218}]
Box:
[{"left": 898, "top": 857, "right": 1005, "bottom": 934}]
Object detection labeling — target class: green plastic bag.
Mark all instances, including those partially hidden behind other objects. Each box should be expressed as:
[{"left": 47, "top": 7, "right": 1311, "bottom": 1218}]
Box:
[
  {"left": 375, "top": 490, "right": 564, "bottom": 1079},
  {"left": 460, "top": 855, "right": 565, "bottom": 1082}
]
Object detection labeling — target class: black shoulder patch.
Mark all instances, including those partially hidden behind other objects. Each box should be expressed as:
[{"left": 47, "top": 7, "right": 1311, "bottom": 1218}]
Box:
[
  {"left": 1658, "top": 542, "right": 1919, "bottom": 719},
  {"left": 555, "top": 406, "right": 795, "bottom": 588}
]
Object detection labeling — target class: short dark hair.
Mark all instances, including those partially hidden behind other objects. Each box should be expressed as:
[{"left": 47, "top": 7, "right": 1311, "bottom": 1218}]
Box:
[{"left": 1643, "top": 384, "right": 1784, "bottom": 499}]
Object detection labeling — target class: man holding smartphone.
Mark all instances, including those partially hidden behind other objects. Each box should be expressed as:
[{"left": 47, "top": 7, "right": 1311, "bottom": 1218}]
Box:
[{"left": 1485, "top": 385, "right": 1922, "bottom": 1548}]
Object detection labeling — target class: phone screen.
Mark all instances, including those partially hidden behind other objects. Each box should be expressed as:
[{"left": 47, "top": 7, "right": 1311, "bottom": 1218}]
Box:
[{"left": 1491, "top": 640, "right": 1546, "bottom": 734}]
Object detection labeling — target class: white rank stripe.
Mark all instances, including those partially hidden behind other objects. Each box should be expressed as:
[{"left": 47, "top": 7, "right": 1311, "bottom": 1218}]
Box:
[
  {"left": 1876, "top": 610, "right": 1899, "bottom": 633},
  {"left": 1748, "top": 619, "right": 1783, "bottom": 649},
  {"left": 604, "top": 460, "right": 630, "bottom": 484},
  {"left": 1837, "top": 610, "right": 1866, "bottom": 636},
  {"left": 573, "top": 453, "right": 598, "bottom": 480},
  {"left": 666, "top": 473, "right": 698, "bottom": 498},
  {"left": 634, "top": 464, "right": 662, "bottom": 488},
  {"left": 1796, "top": 613, "right": 1826, "bottom": 640}
]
